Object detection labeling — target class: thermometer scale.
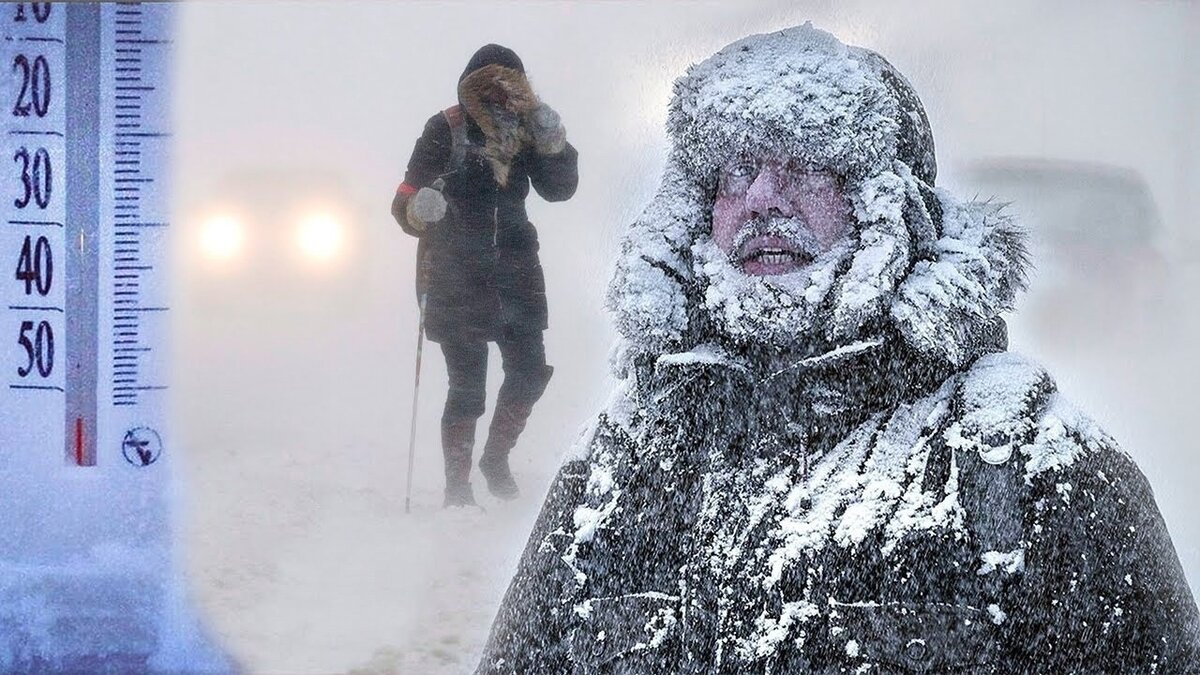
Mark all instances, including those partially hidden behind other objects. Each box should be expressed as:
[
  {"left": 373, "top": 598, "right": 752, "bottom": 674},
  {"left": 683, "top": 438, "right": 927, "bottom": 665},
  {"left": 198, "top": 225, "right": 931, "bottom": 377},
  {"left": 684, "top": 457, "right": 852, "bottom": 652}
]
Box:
[
  {"left": 3, "top": 0, "right": 170, "bottom": 462},
  {"left": 1, "top": 4, "right": 225, "bottom": 669}
]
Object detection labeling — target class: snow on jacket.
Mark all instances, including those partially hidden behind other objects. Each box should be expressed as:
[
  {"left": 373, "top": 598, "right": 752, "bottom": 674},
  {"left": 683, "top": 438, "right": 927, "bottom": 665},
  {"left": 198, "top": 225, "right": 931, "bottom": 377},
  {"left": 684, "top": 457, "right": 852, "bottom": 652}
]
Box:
[
  {"left": 476, "top": 24, "right": 1200, "bottom": 674},
  {"left": 397, "top": 48, "right": 579, "bottom": 343}
]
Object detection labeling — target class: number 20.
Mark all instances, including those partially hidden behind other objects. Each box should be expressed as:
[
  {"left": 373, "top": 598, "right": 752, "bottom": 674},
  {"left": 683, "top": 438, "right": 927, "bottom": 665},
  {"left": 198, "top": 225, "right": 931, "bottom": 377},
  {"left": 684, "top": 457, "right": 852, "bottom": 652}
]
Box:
[{"left": 12, "top": 54, "right": 51, "bottom": 118}]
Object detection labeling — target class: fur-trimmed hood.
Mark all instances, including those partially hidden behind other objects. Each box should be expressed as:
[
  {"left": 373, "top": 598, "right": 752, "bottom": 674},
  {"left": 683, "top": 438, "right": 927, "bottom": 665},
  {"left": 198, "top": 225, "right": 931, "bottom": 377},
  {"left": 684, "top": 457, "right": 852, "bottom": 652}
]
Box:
[
  {"left": 607, "top": 24, "right": 1028, "bottom": 368},
  {"left": 458, "top": 62, "right": 538, "bottom": 186}
]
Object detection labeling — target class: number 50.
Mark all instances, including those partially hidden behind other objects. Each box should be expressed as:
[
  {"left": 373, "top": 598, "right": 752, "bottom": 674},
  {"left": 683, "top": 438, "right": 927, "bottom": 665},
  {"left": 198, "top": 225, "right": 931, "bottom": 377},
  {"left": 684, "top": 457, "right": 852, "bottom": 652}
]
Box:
[{"left": 16, "top": 319, "right": 53, "bottom": 378}]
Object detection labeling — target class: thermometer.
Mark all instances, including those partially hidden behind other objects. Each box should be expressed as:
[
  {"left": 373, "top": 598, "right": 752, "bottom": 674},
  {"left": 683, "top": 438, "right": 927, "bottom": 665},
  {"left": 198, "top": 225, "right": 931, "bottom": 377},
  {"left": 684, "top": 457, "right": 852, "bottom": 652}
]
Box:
[{"left": 1, "top": 4, "right": 226, "bottom": 669}]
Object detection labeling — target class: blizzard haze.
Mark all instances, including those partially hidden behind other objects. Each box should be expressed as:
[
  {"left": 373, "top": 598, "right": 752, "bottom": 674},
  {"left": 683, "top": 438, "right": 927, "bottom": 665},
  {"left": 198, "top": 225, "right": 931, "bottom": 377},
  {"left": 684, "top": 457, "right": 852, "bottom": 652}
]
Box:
[{"left": 170, "top": 2, "right": 1200, "bottom": 672}]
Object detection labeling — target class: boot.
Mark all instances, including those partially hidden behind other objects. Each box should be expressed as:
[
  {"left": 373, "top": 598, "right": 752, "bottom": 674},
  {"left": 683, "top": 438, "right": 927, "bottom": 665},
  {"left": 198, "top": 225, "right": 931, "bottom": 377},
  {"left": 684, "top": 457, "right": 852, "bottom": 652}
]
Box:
[
  {"left": 442, "top": 419, "right": 478, "bottom": 508},
  {"left": 444, "top": 482, "right": 477, "bottom": 508},
  {"left": 479, "top": 364, "right": 553, "bottom": 500},
  {"left": 479, "top": 400, "right": 533, "bottom": 501}
]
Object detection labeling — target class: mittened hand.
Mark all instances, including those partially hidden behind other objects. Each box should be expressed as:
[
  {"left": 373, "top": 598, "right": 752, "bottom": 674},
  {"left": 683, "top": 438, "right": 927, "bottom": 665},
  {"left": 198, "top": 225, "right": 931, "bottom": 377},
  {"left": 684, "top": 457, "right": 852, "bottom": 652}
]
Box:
[
  {"left": 529, "top": 102, "right": 567, "bottom": 155},
  {"left": 406, "top": 186, "right": 447, "bottom": 232}
]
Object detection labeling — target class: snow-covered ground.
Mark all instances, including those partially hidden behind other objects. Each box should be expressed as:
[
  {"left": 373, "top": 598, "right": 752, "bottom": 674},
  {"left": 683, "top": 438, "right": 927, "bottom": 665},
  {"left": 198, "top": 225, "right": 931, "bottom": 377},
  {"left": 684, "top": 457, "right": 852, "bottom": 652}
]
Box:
[
  {"left": 189, "top": 472, "right": 545, "bottom": 674},
  {"left": 174, "top": 303, "right": 579, "bottom": 672}
]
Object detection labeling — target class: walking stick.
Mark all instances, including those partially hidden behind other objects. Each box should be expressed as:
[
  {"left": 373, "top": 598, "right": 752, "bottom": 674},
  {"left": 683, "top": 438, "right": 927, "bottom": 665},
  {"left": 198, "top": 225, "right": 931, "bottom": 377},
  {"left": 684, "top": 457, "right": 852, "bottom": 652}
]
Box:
[{"left": 404, "top": 253, "right": 431, "bottom": 514}]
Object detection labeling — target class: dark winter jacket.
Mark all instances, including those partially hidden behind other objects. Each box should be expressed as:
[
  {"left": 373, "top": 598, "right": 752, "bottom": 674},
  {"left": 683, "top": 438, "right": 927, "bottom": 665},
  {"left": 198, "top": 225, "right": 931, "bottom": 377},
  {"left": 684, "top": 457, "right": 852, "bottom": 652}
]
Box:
[
  {"left": 477, "top": 336, "right": 1200, "bottom": 674},
  {"left": 395, "top": 52, "right": 578, "bottom": 343}
]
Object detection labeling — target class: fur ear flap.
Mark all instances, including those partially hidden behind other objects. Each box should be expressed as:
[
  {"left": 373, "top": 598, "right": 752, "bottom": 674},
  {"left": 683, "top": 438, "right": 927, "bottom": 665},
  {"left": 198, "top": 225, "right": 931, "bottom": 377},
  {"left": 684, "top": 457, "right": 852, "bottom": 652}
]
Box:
[
  {"left": 890, "top": 194, "right": 1030, "bottom": 366},
  {"left": 458, "top": 64, "right": 537, "bottom": 186},
  {"left": 606, "top": 162, "right": 705, "bottom": 352},
  {"left": 825, "top": 169, "right": 913, "bottom": 342}
]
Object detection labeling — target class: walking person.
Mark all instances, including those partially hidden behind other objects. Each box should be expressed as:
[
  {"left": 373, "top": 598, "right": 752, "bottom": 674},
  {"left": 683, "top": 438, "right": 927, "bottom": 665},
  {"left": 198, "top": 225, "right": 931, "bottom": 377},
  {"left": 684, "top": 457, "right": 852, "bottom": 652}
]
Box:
[{"left": 392, "top": 44, "right": 578, "bottom": 507}]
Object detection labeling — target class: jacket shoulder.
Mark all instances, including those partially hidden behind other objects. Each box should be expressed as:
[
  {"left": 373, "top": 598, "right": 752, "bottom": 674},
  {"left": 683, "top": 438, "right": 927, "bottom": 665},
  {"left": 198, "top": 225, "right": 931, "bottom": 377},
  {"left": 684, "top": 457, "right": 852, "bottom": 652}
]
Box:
[
  {"left": 946, "top": 350, "right": 1127, "bottom": 484},
  {"left": 1014, "top": 397, "right": 1200, "bottom": 671},
  {"left": 942, "top": 353, "right": 1200, "bottom": 669},
  {"left": 940, "top": 352, "right": 1053, "bottom": 466},
  {"left": 420, "top": 111, "right": 452, "bottom": 141},
  {"left": 403, "top": 112, "right": 454, "bottom": 186}
]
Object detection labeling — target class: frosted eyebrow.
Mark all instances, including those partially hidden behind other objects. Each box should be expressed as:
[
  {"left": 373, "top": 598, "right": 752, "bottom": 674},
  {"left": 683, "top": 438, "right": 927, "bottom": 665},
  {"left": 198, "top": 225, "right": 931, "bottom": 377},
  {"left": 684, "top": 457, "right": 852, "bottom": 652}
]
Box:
[
  {"left": 726, "top": 161, "right": 757, "bottom": 178},
  {"left": 790, "top": 167, "right": 842, "bottom": 185}
]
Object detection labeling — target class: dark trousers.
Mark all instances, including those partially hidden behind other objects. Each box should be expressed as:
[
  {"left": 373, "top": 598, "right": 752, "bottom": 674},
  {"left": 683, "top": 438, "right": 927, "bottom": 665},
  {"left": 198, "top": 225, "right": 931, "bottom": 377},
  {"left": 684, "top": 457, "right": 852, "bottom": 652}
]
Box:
[{"left": 439, "top": 326, "right": 550, "bottom": 425}]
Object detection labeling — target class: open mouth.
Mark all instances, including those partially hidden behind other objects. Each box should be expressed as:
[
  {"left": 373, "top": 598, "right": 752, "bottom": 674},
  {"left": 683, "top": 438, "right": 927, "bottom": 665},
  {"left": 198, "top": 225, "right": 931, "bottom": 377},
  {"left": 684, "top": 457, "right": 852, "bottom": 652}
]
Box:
[{"left": 736, "top": 235, "right": 814, "bottom": 275}]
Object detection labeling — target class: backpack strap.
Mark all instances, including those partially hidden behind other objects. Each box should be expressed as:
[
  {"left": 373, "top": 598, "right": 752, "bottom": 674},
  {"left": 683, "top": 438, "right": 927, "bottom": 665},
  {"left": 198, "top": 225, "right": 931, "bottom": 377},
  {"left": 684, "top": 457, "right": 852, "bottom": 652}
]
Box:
[{"left": 442, "top": 105, "right": 468, "bottom": 173}]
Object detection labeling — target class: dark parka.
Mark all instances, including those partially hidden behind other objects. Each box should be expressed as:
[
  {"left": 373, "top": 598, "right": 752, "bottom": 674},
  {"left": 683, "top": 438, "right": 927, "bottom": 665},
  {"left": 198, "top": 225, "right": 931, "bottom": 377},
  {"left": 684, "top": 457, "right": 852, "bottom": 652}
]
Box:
[
  {"left": 397, "top": 54, "right": 578, "bottom": 344},
  {"left": 477, "top": 329, "right": 1200, "bottom": 674},
  {"left": 472, "top": 333, "right": 1200, "bottom": 667}
]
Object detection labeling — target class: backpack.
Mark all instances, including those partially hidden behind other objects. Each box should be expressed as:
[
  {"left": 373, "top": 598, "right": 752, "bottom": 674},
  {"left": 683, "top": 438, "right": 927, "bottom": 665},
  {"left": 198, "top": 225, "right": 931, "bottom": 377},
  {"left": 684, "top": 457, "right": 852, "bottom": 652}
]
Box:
[{"left": 442, "top": 105, "right": 470, "bottom": 176}]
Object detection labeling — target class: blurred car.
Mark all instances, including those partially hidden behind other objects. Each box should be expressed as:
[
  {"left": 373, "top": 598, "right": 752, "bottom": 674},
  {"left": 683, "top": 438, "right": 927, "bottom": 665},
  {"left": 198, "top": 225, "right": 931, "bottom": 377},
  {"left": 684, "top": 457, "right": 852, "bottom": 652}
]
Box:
[
  {"left": 178, "top": 169, "right": 411, "bottom": 319},
  {"left": 174, "top": 168, "right": 418, "bottom": 400},
  {"left": 959, "top": 157, "right": 1171, "bottom": 352}
]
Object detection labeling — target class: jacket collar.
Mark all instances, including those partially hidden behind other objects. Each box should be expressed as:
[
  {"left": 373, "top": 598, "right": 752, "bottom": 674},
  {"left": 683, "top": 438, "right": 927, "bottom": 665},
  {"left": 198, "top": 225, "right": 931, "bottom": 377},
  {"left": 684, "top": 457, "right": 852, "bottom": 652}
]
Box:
[{"left": 640, "top": 319, "right": 1006, "bottom": 460}]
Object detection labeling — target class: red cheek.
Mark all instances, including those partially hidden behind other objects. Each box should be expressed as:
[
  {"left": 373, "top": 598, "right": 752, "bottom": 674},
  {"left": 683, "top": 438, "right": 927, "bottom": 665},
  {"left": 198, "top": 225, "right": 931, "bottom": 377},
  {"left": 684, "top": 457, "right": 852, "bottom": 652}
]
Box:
[{"left": 711, "top": 192, "right": 749, "bottom": 252}]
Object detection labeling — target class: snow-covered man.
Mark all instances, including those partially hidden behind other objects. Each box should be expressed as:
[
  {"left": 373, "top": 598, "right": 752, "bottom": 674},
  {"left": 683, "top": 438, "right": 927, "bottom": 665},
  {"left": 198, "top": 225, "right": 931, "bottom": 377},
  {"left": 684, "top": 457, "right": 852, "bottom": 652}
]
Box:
[{"left": 476, "top": 25, "right": 1200, "bottom": 673}]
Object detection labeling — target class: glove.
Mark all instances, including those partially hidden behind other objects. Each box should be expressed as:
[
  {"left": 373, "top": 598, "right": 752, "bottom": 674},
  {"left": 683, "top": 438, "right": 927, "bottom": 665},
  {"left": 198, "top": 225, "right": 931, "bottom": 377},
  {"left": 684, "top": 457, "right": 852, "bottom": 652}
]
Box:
[
  {"left": 405, "top": 186, "right": 447, "bottom": 232},
  {"left": 528, "top": 102, "right": 567, "bottom": 155}
]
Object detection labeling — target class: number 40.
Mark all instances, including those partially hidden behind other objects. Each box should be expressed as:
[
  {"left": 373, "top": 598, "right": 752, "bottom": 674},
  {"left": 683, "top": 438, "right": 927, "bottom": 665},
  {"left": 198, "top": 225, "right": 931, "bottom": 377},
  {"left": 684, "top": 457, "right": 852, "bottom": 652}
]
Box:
[{"left": 15, "top": 234, "right": 52, "bottom": 296}]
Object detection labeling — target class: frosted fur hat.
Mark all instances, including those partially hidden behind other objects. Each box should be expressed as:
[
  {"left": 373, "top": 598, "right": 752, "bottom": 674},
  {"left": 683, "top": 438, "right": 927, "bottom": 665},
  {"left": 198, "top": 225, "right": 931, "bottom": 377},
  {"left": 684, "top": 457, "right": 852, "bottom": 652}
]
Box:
[{"left": 607, "top": 24, "right": 1028, "bottom": 366}]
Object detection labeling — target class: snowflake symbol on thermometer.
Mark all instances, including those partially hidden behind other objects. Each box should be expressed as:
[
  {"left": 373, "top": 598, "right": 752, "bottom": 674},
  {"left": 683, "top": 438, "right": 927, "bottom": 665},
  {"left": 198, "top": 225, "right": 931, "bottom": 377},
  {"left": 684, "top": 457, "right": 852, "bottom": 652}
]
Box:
[{"left": 122, "top": 427, "right": 162, "bottom": 467}]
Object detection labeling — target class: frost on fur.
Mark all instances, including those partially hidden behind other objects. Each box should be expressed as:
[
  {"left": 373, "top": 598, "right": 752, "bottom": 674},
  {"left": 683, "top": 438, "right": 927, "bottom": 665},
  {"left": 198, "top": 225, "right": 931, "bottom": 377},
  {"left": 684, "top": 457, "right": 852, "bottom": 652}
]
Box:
[{"left": 607, "top": 24, "right": 1030, "bottom": 365}]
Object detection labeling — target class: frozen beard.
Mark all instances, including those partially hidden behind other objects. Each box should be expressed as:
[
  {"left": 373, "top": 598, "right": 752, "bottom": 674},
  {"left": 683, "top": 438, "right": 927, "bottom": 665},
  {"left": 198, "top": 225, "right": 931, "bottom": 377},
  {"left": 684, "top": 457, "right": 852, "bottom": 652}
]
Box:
[{"left": 693, "top": 215, "right": 854, "bottom": 347}]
